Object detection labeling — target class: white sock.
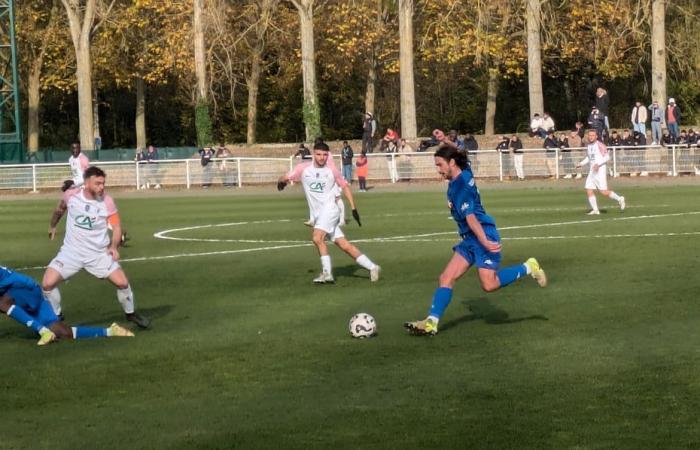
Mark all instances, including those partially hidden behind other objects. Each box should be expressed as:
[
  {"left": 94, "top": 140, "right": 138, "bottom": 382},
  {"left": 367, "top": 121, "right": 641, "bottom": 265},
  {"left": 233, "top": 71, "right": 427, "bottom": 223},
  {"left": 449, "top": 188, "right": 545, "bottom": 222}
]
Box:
[
  {"left": 320, "top": 255, "right": 332, "bottom": 274},
  {"left": 355, "top": 254, "right": 376, "bottom": 270},
  {"left": 588, "top": 195, "right": 599, "bottom": 211},
  {"left": 609, "top": 192, "right": 621, "bottom": 201},
  {"left": 523, "top": 263, "right": 532, "bottom": 275},
  {"left": 42, "top": 288, "right": 62, "bottom": 315},
  {"left": 117, "top": 285, "right": 135, "bottom": 314}
]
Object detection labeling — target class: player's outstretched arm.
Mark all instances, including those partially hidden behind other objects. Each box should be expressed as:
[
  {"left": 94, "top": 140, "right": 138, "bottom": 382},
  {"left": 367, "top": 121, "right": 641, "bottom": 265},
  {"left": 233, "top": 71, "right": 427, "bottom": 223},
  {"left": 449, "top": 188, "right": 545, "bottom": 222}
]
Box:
[{"left": 48, "top": 200, "right": 68, "bottom": 240}]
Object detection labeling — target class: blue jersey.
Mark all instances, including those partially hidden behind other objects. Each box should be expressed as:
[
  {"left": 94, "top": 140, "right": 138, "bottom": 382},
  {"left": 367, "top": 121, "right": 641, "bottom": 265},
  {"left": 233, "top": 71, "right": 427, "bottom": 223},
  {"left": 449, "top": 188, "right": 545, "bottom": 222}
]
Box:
[
  {"left": 0, "top": 265, "right": 44, "bottom": 312},
  {"left": 447, "top": 168, "right": 496, "bottom": 238}
]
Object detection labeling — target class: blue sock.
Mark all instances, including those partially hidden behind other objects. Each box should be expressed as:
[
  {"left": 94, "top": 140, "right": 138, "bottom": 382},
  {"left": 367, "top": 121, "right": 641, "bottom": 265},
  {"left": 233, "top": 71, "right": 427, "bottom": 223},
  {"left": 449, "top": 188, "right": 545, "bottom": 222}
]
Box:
[
  {"left": 7, "top": 305, "right": 44, "bottom": 334},
  {"left": 72, "top": 326, "right": 108, "bottom": 339},
  {"left": 496, "top": 264, "right": 528, "bottom": 288},
  {"left": 428, "top": 287, "right": 453, "bottom": 320}
]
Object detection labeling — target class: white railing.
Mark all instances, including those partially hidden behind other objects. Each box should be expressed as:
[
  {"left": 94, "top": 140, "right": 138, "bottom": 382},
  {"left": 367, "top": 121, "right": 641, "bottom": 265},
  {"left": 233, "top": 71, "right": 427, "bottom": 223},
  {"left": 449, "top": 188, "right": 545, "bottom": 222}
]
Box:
[{"left": 0, "top": 146, "right": 697, "bottom": 192}]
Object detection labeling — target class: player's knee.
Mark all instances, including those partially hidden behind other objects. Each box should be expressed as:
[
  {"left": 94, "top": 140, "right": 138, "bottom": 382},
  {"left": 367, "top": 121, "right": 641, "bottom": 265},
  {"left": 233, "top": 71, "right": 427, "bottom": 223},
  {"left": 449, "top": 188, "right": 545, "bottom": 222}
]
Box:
[
  {"left": 438, "top": 273, "right": 456, "bottom": 287},
  {"left": 481, "top": 281, "right": 499, "bottom": 293}
]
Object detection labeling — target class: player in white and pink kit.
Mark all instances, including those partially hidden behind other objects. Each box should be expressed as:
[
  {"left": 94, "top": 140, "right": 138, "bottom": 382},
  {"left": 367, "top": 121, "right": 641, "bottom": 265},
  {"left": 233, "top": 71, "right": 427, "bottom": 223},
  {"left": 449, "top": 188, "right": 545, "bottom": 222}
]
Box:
[
  {"left": 278, "top": 141, "right": 381, "bottom": 284},
  {"left": 43, "top": 166, "right": 150, "bottom": 328},
  {"left": 68, "top": 142, "right": 90, "bottom": 187},
  {"left": 576, "top": 129, "right": 626, "bottom": 215}
]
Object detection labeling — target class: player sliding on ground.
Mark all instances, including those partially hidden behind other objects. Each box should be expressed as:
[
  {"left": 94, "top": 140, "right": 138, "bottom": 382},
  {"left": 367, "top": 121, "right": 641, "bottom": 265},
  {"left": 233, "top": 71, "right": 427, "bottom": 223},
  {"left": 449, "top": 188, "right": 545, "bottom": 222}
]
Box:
[
  {"left": 576, "top": 128, "right": 626, "bottom": 215},
  {"left": 277, "top": 140, "right": 380, "bottom": 284},
  {"left": 0, "top": 266, "right": 133, "bottom": 346},
  {"left": 405, "top": 144, "right": 547, "bottom": 336}
]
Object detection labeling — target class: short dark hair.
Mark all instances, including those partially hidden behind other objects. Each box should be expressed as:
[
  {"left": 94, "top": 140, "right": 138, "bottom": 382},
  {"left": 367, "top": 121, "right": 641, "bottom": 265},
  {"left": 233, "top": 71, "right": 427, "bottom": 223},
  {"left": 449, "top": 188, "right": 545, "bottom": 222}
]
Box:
[
  {"left": 313, "top": 141, "right": 330, "bottom": 151},
  {"left": 84, "top": 166, "right": 106, "bottom": 179},
  {"left": 434, "top": 146, "right": 470, "bottom": 170}
]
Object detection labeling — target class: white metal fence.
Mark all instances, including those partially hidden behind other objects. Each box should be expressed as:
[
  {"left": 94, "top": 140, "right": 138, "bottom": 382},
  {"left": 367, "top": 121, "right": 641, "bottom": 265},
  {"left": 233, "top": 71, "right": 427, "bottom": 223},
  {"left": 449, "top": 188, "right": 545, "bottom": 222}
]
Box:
[{"left": 0, "top": 146, "right": 697, "bottom": 192}]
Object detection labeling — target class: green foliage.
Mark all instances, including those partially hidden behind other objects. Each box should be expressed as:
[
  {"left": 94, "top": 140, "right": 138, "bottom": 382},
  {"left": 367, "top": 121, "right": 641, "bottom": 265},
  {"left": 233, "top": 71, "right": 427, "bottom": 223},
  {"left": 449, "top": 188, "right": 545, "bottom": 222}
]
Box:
[{"left": 195, "top": 99, "right": 213, "bottom": 147}]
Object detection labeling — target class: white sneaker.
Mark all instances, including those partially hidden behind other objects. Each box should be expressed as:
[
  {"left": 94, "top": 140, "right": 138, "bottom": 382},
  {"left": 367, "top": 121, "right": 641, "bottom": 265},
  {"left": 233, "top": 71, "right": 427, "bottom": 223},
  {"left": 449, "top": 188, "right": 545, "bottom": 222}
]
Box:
[
  {"left": 575, "top": 174, "right": 582, "bottom": 179},
  {"left": 303, "top": 219, "right": 314, "bottom": 227},
  {"left": 139, "top": 184, "right": 146, "bottom": 190},
  {"left": 587, "top": 210, "right": 601, "bottom": 215},
  {"left": 667, "top": 171, "right": 673, "bottom": 176},
  {"left": 640, "top": 171, "right": 648, "bottom": 177},
  {"left": 629, "top": 172, "right": 637, "bottom": 177},
  {"left": 313, "top": 272, "right": 334, "bottom": 284},
  {"left": 370, "top": 265, "right": 381, "bottom": 282},
  {"left": 154, "top": 184, "right": 161, "bottom": 189},
  {"left": 563, "top": 174, "right": 572, "bottom": 179},
  {"left": 619, "top": 196, "right": 625, "bottom": 211}
]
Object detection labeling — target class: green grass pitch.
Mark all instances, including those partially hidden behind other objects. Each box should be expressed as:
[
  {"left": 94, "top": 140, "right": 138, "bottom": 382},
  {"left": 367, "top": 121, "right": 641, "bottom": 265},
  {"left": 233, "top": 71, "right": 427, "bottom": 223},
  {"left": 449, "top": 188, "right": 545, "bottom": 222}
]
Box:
[{"left": 1, "top": 181, "right": 700, "bottom": 449}]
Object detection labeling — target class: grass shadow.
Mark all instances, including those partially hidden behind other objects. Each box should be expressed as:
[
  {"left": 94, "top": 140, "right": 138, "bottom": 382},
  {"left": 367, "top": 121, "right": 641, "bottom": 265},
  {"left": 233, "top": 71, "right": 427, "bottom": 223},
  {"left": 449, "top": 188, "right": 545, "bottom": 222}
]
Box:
[
  {"left": 81, "top": 304, "right": 175, "bottom": 328},
  {"left": 439, "top": 298, "right": 548, "bottom": 332}
]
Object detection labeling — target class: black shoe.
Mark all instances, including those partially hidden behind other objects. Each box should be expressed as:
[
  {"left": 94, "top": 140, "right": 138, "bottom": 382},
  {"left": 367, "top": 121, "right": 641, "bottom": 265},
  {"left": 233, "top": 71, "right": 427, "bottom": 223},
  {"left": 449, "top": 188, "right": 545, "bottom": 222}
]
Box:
[
  {"left": 120, "top": 231, "right": 129, "bottom": 247},
  {"left": 126, "top": 312, "right": 151, "bottom": 329}
]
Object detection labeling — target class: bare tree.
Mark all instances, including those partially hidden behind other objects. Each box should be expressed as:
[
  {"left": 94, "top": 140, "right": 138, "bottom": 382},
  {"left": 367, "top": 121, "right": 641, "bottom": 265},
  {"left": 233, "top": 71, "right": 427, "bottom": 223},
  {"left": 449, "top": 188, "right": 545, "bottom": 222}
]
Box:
[
  {"left": 526, "top": 0, "right": 543, "bottom": 117},
  {"left": 290, "top": 0, "right": 321, "bottom": 141},
  {"left": 398, "top": 0, "right": 417, "bottom": 139},
  {"left": 650, "top": 0, "right": 666, "bottom": 106}
]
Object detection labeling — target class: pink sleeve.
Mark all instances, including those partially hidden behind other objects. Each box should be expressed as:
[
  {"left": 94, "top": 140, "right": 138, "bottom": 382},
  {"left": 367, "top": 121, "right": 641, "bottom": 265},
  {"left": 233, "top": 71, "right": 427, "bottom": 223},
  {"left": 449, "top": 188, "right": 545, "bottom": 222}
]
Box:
[
  {"left": 332, "top": 166, "right": 348, "bottom": 188},
  {"left": 80, "top": 154, "right": 90, "bottom": 170},
  {"left": 326, "top": 155, "right": 337, "bottom": 169},
  {"left": 286, "top": 161, "right": 311, "bottom": 182},
  {"left": 103, "top": 194, "right": 118, "bottom": 216},
  {"left": 62, "top": 188, "right": 80, "bottom": 203},
  {"left": 598, "top": 142, "right": 608, "bottom": 156}
]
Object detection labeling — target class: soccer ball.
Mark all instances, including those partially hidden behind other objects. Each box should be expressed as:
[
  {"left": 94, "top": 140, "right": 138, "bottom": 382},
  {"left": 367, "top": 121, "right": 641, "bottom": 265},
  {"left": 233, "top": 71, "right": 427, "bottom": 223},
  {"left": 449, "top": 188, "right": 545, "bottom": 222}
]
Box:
[{"left": 348, "top": 313, "right": 377, "bottom": 338}]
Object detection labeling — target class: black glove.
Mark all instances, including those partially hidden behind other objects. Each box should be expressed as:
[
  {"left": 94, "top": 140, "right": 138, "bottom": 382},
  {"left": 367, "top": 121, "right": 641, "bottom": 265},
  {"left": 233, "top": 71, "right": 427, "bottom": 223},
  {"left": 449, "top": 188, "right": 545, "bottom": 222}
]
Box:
[
  {"left": 277, "top": 180, "right": 287, "bottom": 191},
  {"left": 352, "top": 209, "right": 362, "bottom": 226}
]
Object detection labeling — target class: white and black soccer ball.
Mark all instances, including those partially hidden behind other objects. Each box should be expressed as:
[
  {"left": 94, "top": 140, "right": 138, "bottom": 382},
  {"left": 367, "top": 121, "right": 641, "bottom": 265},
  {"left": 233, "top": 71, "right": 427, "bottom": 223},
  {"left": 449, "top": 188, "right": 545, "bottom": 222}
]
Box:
[{"left": 348, "top": 313, "right": 377, "bottom": 338}]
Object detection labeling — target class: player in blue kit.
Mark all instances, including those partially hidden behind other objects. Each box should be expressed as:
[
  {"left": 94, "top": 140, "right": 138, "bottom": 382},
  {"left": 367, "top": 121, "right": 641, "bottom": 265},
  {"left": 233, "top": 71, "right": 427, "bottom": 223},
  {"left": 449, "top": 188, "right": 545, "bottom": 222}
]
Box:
[
  {"left": 404, "top": 145, "right": 547, "bottom": 336},
  {"left": 0, "top": 266, "right": 133, "bottom": 346}
]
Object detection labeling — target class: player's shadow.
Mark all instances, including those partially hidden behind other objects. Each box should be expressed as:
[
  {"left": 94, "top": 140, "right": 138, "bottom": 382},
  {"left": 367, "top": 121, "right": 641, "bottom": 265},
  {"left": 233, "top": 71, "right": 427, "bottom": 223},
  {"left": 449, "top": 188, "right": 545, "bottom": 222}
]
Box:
[
  {"left": 332, "top": 265, "right": 370, "bottom": 281},
  {"left": 83, "top": 304, "right": 174, "bottom": 328},
  {"left": 439, "top": 299, "right": 548, "bottom": 332}
]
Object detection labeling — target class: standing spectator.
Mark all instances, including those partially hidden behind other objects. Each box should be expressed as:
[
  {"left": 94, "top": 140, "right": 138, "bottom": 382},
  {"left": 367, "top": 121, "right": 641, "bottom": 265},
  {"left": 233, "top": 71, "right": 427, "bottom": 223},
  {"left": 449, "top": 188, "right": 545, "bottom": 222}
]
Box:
[
  {"left": 595, "top": 87, "right": 610, "bottom": 135},
  {"left": 356, "top": 151, "right": 369, "bottom": 192},
  {"left": 558, "top": 132, "right": 574, "bottom": 178},
  {"left": 198, "top": 146, "right": 216, "bottom": 188},
  {"left": 543, "top": 130, "right": 558, "bottom": 177},
  {"left": 648, "top": 100, "right": 664, "bottom": 145},
  {"left": 541, "top": 113, "right": 556, "bottom": 134},
  {"left": 496, "top": 135, "right": 511, "bottom": 178},
  {"left": 382, "top": 132, "right": 399, "bottom": 182},
  {"left": 294, "top": 142, "right": 311, "bottom": 160},
  {"left": 587, "top": 107, "right": 606, "bottom": 140},
  {"left": 631, "top": 101, "right": 647, "bottom": 138},
  {"left": 145, "top": 145, "right": 161, "bottom": 189},
  {"left": 666, "top": 98, "right": 681, "bottom": 141},
  {"left": 510, "top": 135, "right": 525, "bottom": 180},
  {"left": 362, "top": 112, "right": 377, "bottom": 153},
  {"left": 216, "top": 144, "right": 235, "bottom": 187},
  {"left": 529, "top": 113, "right": 546, "bottom": 138},
  {"left": 575, "top": 129, "right": 626, "bottom": 215},
  {"left": 341, "top": 140, "right": 354, "bottom": 184},
  {"left": 68, "top": 142, "right": 89, "bottom": 188}
]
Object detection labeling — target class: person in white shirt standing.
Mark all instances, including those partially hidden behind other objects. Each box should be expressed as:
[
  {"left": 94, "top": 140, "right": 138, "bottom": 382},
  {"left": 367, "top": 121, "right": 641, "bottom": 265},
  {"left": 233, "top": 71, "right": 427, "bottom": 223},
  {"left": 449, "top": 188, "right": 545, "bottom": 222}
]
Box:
[
  {"left": 68, "top": 142, "right": 90, "bottom": 187},
  {"left": 43, "top": 166, "right": 150, "bottom": 328},
  {"left": 576, "top": 129, "right": 626, "bottom": 215},
  {"left": 277, "top": 141, "right": 381, "bottom": 284}
]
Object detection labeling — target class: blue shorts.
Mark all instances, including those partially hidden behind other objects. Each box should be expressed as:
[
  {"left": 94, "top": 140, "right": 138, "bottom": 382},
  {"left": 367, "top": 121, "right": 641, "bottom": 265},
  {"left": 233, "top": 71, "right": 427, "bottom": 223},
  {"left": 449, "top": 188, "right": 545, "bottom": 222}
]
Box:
[
  {"left": 453, "top": 225, "right": 502, "bottom": 270},
  {"left": 6, "top": 275, "right": 59, "bottom": 327}
]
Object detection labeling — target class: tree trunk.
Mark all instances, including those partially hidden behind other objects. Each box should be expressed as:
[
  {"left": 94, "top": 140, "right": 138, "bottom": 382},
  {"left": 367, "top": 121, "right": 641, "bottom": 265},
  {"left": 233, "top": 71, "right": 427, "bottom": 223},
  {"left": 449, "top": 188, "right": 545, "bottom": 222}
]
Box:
[
  {"left": 364, "top": 57, "right": 377, "bottom": 116},
  {"left": 651, "top": 0, "right": 666, "bottom": 106},
  {"left": 526, "top": 0, "right": 544, "bottom": 118},
  {"left": 135, "top": 77, "right": 146, "bottom": 149},
  {"left": 194, "top": 0, "right": 207, "bottom": 102},
  {"left": 27, "top": 60, "right": 42, "bottom": 153},
  {"left": 294, "top": 0, "right": 320, "bottom": 141},
  {"left": 92, "top": 82, "right": 100, "bottom": 148},
  {"left": 484, "top": 69, "right": 498, "bottom": 135},
  {"left": 246, "top": 51, "right": 261, "bottom": 145},
  {"left": 398, "top": 0, "right": 417, "bottom": 139}
]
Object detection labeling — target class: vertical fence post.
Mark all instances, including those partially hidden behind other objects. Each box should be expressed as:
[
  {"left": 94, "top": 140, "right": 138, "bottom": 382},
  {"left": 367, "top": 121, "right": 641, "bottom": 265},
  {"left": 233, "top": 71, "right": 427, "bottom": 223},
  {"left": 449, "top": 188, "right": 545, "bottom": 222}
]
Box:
[
  {"left": 555, "top": 149, "right": 560, "bottom": 179},
  {"left": 498, "top": 151, "right": 503, "bottom": 181},
  {"left": 186, "top": 159, "right": 191, "bottom": 189},
  {"left": 135, "top": 161, "right": 140, "bottom": 189},
  {"left": 237, "top": 158, "right": 242, "bottom": 187},
  {"left": 32, "top": 164, "right": 37, "bottom": 193},
  {"left": 612, "top": 148, "right": 617, "bottom": 177},
  {"left": 672, "top": 145, "right": 677, "bottom": 176}
]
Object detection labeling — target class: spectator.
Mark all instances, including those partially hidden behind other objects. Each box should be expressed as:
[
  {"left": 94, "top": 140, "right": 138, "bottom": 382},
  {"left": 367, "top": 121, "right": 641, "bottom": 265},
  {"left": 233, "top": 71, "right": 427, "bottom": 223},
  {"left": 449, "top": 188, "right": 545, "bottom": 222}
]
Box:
[
  {"left": 198, "top": 146, "right": 216, "bottom": 188},
  {"left": 399, "top": 138, "right": 412, "bottom": 153},
  {"left": 94, "top": 135, "right": 102, "bottom": 152},
  {"left": 631, "top": 101, "right": 647, "bottom": 138},
  {"left": 362, "top": 112, "right": 377, "bottom": 153},
  {"left": 510, "top": 135, "right": 525, "bottom": 180},
  {"left": 380, "top": 128, "right": 400, "bottom": 153},
  {"left": 382, "top": 133, "right": 399, "bottom": 182},
  {"left": 543, "top": 130, "right": 558, "bottom": 177},
  {"left": 68, "top": 142, "right": 89, "bottom": 188},
  {"left": 587, "top": 107, "right": 606, "bottom": 140},
  {"left": 341, "top": 140, "right": 354, "bottom": 184},
  {"left": 529, "top": 113, "right": 546, "bottom": 138},
  {"left": 356, "top": 151, "right": 369, "bottom": 192},
  {"left": 558, "top": 132, "right": 574, "bottom": 179},
  {"left": 595, "top": 87, "right": 610, "bottom": 134},
  {"left": 145, "top": 145, "right": 161, "bottom": 189},
  {"left": 686, "top": 129, "right": 698, "bottom": 146},
  {"left": 608, "top": 130, "right": 621, "bottom": 147},
  {"left": 463, "top": 133, "right": 478, "bottom": 152},
  {"left": 215, "top": 144, "right": 235, "bottom": 187},
  {"left": 542, "top": 113, "right": 556, "bottom": 133},
  {"left": 294, "top": 142, "right": 311, "bottom": 160},
  {"left": 666, "top": 98, "right": 681, "bottom": 141},
  {"left": 574, "top": 121, "right": 585, "bottom": 139},
  {"left": 633, "top": 131, "right": 649, "bottom": 176},
  {"left": 496, "top": 135, "right": 511, "bottom": 177},
  {"left": 648, "top": 100, "right": 664, "bottom": 145}
]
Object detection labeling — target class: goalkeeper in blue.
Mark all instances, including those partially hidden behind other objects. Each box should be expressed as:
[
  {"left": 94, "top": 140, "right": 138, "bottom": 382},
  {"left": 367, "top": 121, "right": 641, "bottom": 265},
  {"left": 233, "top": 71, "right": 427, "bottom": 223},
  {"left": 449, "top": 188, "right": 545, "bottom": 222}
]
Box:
[
  {"left": 0, "top": 265, "right": 133, "bottom": 346},
  {"left": 404, "top": 144, "right": 547, "bottom": 336}
]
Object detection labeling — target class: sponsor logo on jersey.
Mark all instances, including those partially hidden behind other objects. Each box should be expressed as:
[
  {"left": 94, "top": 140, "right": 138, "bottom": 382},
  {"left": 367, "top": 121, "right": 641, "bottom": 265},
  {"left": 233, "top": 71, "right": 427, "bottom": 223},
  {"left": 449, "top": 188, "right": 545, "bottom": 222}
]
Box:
[
  {"left": 309, "top": 181, "right": 326, "bottom": 193},
  {"left": 468, "top": 178, "right": 475, "bottom": 187},
  {"left": 75, "top": 215, "right": 96, "bottom": 230},
  {"left": 484, "top": 259, "right": 493, "bottom": 265},
  {"left": 460, "top": 202, "right": 469, "bottom": 211}
]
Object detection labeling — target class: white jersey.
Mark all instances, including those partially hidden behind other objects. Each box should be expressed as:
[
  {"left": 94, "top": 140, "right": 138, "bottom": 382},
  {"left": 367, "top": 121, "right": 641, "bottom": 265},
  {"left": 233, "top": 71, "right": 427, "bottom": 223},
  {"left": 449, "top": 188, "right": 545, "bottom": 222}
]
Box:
[
  {"left": 287, "top": 161, "right": 347, "bottom": 218},
  {"left": 60, "top": 188, "right": 118, "bottom": 258},
  {"left": 580, "top": 141, "right": 610, "bottom": 190},
  {"left": 68, "top": 153, "right": 90, "bottom": 186}
]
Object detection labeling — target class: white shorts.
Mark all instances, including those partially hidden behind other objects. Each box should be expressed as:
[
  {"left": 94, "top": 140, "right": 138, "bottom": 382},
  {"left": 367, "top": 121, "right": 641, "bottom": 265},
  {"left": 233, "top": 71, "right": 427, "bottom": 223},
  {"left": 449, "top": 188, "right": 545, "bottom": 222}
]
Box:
[
  {"left": 48, "top": 249, "right": 121, "bottom": 280},
  {"left": 314, "top": 203, "right": 345, "bottom": 242},
  {"left": 585, "top": 165, "right": 608, "bottom": 191}
]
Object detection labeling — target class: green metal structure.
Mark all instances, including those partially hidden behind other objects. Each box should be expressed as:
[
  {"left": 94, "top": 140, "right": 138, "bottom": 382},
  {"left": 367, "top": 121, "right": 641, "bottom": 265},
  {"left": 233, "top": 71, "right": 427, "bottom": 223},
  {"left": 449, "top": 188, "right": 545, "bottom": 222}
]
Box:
[{"left": 0, "top": 0, "right": 22, "bottom": 163}]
